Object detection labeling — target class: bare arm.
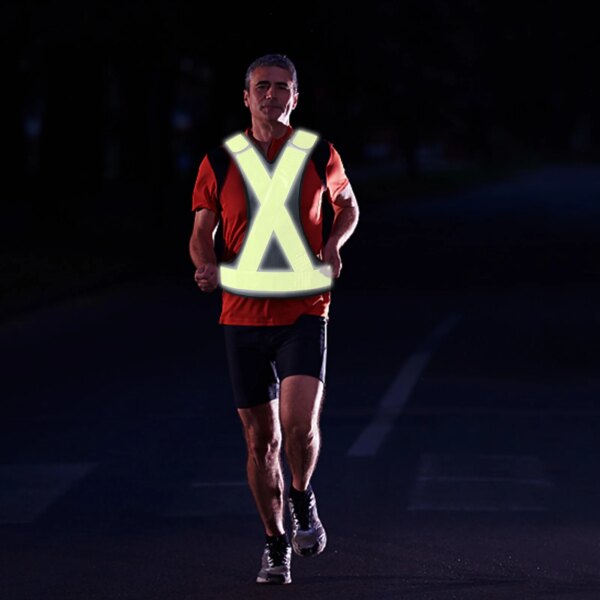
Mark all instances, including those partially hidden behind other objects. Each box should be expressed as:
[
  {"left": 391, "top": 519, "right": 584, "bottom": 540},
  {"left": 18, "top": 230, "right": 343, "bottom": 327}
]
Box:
[
  {"left": 322, "top": 183, "right": 360, "bottom": 278},
  {"left": 189, "top": 208, "right": 220, "bottom": 292}
]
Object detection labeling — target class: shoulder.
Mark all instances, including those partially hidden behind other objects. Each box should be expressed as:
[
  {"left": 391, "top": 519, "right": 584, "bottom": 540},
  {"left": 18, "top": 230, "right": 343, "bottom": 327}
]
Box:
[
  {"left": 306, "top": 131, "right": 346, "bottom": 167},
  {"left": 304, "top": 134, "right": 332, "bottom": 185},
  {"left": 206, "top": 144, "right": 229, "bottom": 165},
  {"left": 205, "top": 144, "right": 231, "bottom": 193}
]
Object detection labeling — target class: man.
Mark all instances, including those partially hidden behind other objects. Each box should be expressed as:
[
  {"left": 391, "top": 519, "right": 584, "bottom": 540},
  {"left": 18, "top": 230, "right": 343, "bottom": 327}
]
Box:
[{"left": 189, "top": 53, "right": 359, "bottom": 585}]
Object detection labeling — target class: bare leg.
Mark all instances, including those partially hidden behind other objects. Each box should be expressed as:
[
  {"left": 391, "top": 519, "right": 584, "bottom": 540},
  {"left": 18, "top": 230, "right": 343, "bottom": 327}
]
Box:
[
  {"left": 237, "top": 400, "right": 286, "bottom": 536},
  {"left": 279, "top": 375, "right": 324, "bottom": 492}
]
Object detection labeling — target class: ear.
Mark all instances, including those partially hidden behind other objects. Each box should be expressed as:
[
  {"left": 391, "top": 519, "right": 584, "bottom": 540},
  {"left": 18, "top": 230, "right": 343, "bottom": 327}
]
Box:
[
  {"left": 291, "top": 92, "right": 299, "bottom": 110},
  {"left": 243, "top": 89, "right": 249, "bottom": 107}
]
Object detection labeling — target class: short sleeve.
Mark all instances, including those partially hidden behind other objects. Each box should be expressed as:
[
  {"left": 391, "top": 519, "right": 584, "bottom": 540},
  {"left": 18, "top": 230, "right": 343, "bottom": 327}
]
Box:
[
  {"left": 191, "top": 154, "right": 219, "bottom": 213},
  {"left": 325, "top": 144, "right": 351, "bottom": 205}
]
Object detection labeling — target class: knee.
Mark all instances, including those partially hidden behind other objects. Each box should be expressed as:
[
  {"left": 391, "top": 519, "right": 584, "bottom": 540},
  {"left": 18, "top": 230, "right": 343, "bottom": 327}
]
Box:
[
  {"left": 285, "top": 422, "right": 319, "bottom": 448},
  {"left": 245, "top": 428, "right": 282, "bottom": 464}
]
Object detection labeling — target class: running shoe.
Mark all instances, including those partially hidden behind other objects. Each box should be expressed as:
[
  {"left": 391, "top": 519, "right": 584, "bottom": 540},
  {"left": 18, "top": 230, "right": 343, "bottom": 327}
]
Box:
[
  {"left": 288, "top": 487, "right": 327, "bottom": 557},
  {"left": 256, "top": 538, "right": 292, "bottom": 584}
]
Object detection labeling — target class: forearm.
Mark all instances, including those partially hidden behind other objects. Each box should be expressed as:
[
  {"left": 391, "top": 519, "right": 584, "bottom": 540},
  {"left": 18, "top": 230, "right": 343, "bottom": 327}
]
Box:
[
  {"left": 328, "top": 204, "right": 359, "bottom": 249},
  {"left": 189, "top": 232, "right": 217, "bottom": 268}
]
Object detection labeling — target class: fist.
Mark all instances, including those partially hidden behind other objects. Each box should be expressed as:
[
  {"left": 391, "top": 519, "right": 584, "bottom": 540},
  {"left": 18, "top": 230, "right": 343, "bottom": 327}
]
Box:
[
  {"left": 322, "top": 241, "right": 342, "bottom": 279},
  {"left": 194, "top": 263, "right": 219, "bottom": 292}
]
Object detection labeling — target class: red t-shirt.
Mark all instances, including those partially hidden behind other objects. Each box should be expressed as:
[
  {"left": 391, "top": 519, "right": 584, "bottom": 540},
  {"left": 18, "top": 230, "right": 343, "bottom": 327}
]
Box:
[{"left": 191, "top": 126, "right": 350, "bottom": 326}]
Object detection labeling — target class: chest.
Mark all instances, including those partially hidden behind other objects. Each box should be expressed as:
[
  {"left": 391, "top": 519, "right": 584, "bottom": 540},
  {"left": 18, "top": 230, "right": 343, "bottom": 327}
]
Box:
[{"left": 220, "top": 161, "right": 326, "bottom": 225}]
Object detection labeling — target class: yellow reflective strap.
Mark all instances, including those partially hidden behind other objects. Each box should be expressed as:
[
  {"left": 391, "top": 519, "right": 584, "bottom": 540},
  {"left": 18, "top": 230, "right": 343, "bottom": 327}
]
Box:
[
  {"left": 220, "top": 129, "right": 332, "bottom": 296},
  {"left": 225, "top": 134, "right": 273, "bottom": 198},
  {"left": 292, "top": 129, "right": 319, "bottom": 149},
  {"left": 224, "top": 133, "right": 250, "bottom": 153},
  {"left": 220, "top": 264, "right": 333, "bottom": 296},
  {"left": 236, "top": 144, "right": 310, "bottom": 272}
]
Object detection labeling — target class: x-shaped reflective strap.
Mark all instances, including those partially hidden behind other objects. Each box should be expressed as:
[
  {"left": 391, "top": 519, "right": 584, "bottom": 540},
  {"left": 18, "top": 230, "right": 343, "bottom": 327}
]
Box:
[{"left": 219, "top": 129, "right": 333, "bottom": 296}]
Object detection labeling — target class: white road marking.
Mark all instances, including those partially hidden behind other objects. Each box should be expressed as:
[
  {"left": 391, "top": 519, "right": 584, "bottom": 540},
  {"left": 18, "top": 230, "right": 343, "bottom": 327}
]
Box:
[
  {"left": 417, "top": 476, "right": 554, "bottom": 485},
  {"left": 347, "top": 314, "right": 461, "bottom": 457},
  {"left": 0, "top": 462, "right": 96, "bottom": 524},
  {"left": 191, "top": 480, "right": 247, "bottom": 488},
  {"left": 163, "top": 480, "right": 255, "bottom": 518},
  {"left": 408, "top": 453, "right": 555, "bottom": 511}
]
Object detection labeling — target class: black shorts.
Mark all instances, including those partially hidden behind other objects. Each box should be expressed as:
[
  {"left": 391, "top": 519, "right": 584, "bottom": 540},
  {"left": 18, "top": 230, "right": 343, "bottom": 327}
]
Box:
[{"left": 223, "top": 314, "right": 328, "bottom": 409}]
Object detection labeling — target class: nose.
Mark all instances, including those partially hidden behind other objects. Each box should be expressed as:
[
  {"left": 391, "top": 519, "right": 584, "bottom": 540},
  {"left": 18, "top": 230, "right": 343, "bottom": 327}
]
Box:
[{"left": 264, "top": 86, "right": 273, "bottom": 99}]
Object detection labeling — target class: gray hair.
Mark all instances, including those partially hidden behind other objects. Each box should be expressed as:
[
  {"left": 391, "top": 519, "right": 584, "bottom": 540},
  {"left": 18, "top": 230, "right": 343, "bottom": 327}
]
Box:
[{"left": 244, "top": 54, "right": 298, "bottom": 92}]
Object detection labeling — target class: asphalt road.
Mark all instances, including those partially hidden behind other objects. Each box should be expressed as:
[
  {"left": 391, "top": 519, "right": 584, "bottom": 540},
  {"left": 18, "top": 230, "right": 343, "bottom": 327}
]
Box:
[{"left": 1, "top": 164, "right": 600, "bottom": 599}]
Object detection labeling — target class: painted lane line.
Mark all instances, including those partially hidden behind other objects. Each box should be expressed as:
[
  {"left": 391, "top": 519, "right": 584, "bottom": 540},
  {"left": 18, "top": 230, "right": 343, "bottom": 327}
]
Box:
[
  {"left": 408, "top": 453, "right": 555, "bottom": 512},
  {"left": 417, "top": 476, "right": 554, "bottom": 485},
  {"left": 407, "top": 505, "right": 547, "bottom": 512},
  {"left": 164, "top": 480, "right": 254, "bottom": 518},
  {"left": 347, "top": 314, "right": 461, "bottom": 457},
  {"left": 191, "top": 481, "right": 247, "bottom": 488},
  {"left": 0, "top": 462, "right": 97, "bottom": 524}
]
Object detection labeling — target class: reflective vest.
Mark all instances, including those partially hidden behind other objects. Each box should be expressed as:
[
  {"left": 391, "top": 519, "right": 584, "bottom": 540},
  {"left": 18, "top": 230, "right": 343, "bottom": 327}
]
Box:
[{"left": 219, "top": 129, "right": 333, "bottom": 297}]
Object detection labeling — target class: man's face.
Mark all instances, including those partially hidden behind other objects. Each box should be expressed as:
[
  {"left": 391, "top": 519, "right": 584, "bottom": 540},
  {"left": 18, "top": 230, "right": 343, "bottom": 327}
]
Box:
[{"left": 243, "top": 66, "right": 298, "bottom": 125}]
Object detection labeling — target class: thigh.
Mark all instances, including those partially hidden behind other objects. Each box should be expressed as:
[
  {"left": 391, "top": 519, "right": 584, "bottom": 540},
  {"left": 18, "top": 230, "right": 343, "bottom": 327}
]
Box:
[
  {"left": 279, "top": 374, "right": 324, "bottom": 431},
  {"left": 273, "top": 315, "right": 328, "bottom": 383},
  {"left": 237, "top": 398, "right": 282, "bottom": 448},
  {"left": 223, "top": 325, "right": 278, "bottom": 409}
]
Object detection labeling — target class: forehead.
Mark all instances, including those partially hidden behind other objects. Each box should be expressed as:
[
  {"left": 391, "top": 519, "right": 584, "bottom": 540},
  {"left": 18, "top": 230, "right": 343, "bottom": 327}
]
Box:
[{"left": 249, "top": 65, "right": 294, "bottom": 86}]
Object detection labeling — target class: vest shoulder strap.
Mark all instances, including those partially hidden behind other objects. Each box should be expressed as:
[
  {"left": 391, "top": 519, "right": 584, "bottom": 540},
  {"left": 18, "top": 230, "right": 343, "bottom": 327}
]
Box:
[
  {"left": 312, "top": 138, "right": 334, "bottom": 242},
  {"left": 207, "top": 134, "right": 331, "bottom": 198},
  {"left": 206, "top": 145, "right": 230, "bottom": 198},
  {"left": 205, "top": 145, "right": 229, "bottom": 262},
  {"left": 310, "top": 137, "right": 331, "bottom": 191},
  {"left": 206, "top": 135, "right": 333, "bottom": 258}
]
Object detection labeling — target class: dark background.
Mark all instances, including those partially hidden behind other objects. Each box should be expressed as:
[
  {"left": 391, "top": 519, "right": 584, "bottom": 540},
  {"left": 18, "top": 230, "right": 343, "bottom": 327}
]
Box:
[
  {"left": 2, "top": 5, "right": 600, "bottom": 598},
  {"left": 2, "top": 0, "right": 600, "bottom": 314}
]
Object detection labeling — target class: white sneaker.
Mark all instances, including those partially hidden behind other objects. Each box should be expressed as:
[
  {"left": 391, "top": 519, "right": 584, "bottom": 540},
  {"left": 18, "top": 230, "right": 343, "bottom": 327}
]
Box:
[
  {"left": 256, "top": 539, "right": 292, "bottom": 584},
  {"left": 288, "top": 488, "right": 327, "bottom": 557}
]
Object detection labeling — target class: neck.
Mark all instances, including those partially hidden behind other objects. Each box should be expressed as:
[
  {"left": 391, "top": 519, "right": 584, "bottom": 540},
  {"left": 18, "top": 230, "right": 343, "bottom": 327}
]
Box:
[{"left": 251, "top": 119, "right": 290, "bottom": 143}]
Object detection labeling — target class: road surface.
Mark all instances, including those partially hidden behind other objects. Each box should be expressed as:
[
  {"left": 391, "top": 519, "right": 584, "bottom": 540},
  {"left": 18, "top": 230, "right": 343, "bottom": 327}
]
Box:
[{"left": 1, "top": 164, "right": 599, "bottom": 599}]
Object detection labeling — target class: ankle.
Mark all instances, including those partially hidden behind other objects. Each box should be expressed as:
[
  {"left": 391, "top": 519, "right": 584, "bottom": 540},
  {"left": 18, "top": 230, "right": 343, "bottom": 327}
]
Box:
[
  {"left": 290, "top": 483, "right": 312, "bottom": 500},
  {"left": 266, "top": 532, "right": 289, "bottom": 547}
]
